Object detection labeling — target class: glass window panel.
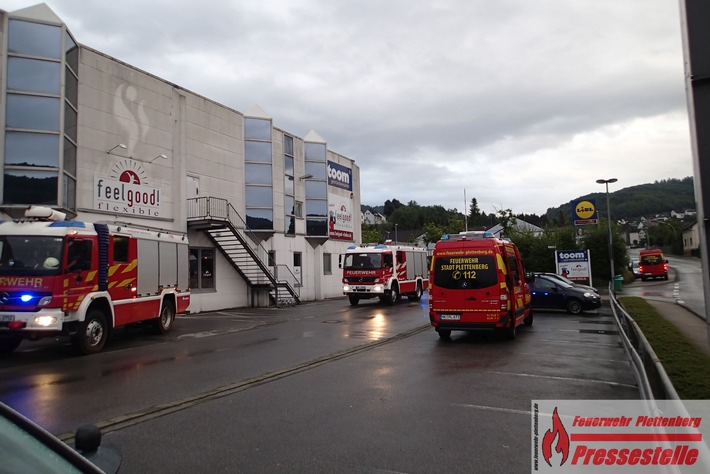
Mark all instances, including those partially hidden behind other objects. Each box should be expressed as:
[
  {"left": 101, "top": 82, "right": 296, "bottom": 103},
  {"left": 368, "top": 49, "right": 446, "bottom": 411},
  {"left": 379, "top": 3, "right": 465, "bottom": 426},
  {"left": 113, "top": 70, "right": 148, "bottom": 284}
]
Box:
[
  {"left": 305, "top": 142, "right": 326, "bottom": 162},
  {"left": 245, "top": 186, "right": 273, "bottom": 207},
  {"left": 245, "top": 163, "right": 272, "bottom": 184},
  {"left": 65, "top": 31, "right": 79, "bottom": 73},
  {"left": 64, "top": 102, "right": 77, "bottom": 142},
  {"left": 306, "top": 199, "right": 327, "bottom": 217},
  {"left": 284, "top": 155, "right": 294, "bottom": 175},
  {"left": 4, "top": 132, "right": 59, "bottom": 167},
  {"left": 284, "top": 176, "right": 294, "bottom": 195},
  {"left": 286, "top": 215, "right": 295, "bottom": 235},
  {"left": 284, "top": 135, "right": 293, "bottom": 156},
  {"left": 244, "top": 118, "right": 271, "bottom": 140},
  {"left": 305, "top": 162, "right": 326, "bottom": 179},
  {"left": 307, "top": 218, "right": 328, "bottom": 236},
  {"left": 6, "top": 94, "right": 60, "bottom": 131},
  {"left": 63, "top": 138, "right": 77, "bottom": 175},
  {"left": 200, "top": 249, "right": 214, "bottom": 289},
  {"left": 246, "top": 209, "right": 273, "bottom": 230},
  {"left": 245, "top": 140, "right": 272, "bottom": 163},
  {"left": 323, "top": 253, "right": 332, "bottom": 275},
  {"left": 305, "top": 180, "right": 327, "bottom": 199},
  {"left": 7, "top": 57, "right": 61, "bottom": 94},
  {"left": 295, "top": 201, "right": 303, "bottom": 218},
  {"left": 65, "top": 68, "right": 78, "bottom": 107},
  {"left": 285, "top": 196, "right": 295, "bottom": 216},
  {"left": 8, "top": 20, "right": 61, "bottom": 58},
  {"left": 3, "top": 170, "right": 58, "bottom": 204},
  {"left": 189, "top": 248, "right": 199, "bottom": 289},
  {"left": 62, "top": 173, "right": 76, "bottom": 210}
]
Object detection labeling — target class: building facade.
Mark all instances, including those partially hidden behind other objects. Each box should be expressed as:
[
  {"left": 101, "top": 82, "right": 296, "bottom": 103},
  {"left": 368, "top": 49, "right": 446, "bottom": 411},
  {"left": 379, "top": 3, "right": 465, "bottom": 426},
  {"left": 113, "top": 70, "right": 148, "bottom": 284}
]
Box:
[{"left": 0, "top": 4, "right": 360, "bottom": 312}]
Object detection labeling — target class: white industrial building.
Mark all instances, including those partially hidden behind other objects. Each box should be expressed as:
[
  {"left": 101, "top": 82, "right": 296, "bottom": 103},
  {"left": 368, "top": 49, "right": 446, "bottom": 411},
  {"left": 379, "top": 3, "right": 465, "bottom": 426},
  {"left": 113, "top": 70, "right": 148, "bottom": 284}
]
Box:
[{"left": 0, "top": 4, "right": 361, "bottom": 312}]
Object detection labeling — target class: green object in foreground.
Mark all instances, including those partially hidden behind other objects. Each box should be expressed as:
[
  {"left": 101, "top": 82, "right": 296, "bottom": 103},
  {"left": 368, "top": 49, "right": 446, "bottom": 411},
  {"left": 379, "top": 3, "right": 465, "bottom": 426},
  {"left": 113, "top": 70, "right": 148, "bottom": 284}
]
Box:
[{"left": 618, "top": 297, "right": 710, "bottom": 399}]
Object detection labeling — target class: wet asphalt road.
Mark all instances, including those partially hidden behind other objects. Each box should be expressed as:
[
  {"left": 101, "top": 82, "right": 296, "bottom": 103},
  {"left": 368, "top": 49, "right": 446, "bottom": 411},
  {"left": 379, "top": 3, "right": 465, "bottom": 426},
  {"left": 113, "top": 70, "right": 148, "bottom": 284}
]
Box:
[{"left": 0, "top": 295, "right": 638, "bottom": 473}]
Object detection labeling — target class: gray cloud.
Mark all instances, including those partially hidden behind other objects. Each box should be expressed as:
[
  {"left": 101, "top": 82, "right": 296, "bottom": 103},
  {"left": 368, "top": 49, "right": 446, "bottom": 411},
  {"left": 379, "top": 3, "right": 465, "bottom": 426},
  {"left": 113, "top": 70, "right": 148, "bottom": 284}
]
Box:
[{"left": 9, "top": 0, "right": 693, "bottom": 215}]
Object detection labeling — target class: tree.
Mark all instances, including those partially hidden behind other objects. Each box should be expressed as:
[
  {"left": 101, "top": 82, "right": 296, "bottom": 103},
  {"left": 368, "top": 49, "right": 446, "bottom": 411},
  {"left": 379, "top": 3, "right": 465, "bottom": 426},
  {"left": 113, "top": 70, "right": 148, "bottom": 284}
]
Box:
[
  {"left": 496, "top": 208, "right": 516, "bottom": 237},
  {"left": 361, "top": 227, "right": 382, "bottom": 244},
  {"left": 383, "top": 199, "right": 403, "bottom": 218},
  {"left": 422, "top": 222, "right": 445, "bottom": 246},
  {"left": 469, "top": 198, "right": 481, "bottom": 225}
]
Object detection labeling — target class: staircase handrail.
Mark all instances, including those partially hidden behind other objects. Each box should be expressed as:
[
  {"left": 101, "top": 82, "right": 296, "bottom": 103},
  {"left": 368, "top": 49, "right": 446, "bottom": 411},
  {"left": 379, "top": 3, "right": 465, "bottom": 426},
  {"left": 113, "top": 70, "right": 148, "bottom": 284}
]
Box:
[{"left": 187, "top": 196, "right": 300, "bottom": 296}]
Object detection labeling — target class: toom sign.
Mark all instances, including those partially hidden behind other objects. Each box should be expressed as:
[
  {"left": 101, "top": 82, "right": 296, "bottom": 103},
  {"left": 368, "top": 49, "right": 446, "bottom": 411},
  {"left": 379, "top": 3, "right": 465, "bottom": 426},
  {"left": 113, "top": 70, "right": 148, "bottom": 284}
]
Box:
[
  {"left": 327, "top": 160, "right": 352, "bottom": 191},
  {"left": 572, "top": 199, "right": 598, "bottom": 226},
  {"left": 555, "top": 249, "right": 592, "bottom": 285}
]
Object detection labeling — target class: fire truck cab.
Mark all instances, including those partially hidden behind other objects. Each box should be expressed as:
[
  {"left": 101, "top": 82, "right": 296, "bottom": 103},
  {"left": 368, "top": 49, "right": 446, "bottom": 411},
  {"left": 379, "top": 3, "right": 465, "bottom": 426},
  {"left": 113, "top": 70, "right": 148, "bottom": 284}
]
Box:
[
  {"left": 0, "top": 206, "right": 190, "bottom": 355},
  {"left": 341, "top": 242, "right": 429, "bottom": 306},
  {"left": 428, "top": 231, "right": 533, "bottom": 340}
]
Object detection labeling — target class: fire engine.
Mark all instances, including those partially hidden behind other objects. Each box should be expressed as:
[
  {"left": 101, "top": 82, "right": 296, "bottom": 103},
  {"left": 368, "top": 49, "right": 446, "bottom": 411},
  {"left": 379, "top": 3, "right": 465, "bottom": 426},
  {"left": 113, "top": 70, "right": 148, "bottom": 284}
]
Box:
[
  {"left": 0, "top": 206, "right": 190, "bottom": 355},
  {"left": 341, "top": 242, "right": 429, "bottom": 306}
]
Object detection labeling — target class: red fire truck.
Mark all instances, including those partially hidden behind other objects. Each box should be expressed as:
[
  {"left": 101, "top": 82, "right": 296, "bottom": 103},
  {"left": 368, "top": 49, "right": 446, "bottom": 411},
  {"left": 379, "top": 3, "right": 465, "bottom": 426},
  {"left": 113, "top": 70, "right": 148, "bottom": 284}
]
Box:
[
  {"left": 341, "top": 242, "right": 429, "bottom": 306},
  {"left": 0, "top": 206, "right": 190, "bottom": 355}
]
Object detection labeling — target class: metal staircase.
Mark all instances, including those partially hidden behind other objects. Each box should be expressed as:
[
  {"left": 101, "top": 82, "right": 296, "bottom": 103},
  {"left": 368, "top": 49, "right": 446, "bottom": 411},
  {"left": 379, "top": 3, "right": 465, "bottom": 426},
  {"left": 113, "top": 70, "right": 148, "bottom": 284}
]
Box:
[{"left": 187, "top": 197, "right": 300, "bottom": 306}]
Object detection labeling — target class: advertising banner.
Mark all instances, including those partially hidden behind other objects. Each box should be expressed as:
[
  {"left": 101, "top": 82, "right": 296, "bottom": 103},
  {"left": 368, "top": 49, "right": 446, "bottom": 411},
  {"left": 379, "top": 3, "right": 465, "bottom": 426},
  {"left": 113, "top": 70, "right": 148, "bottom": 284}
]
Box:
[
  {"left": 94, "top": 160, "right": 163, "bottom": 218},
  {"left": 555, "top": 249, "right": 592, "bottom": 286},
  {"left": 327, "top": 160, "right": 352, "bottom": 191},
  {"left": 532, "top": 399, "right": 710, "bottom": 473},
  {"left": 572, "top": 199, "right": 598, "bottom": 226},
  {"left": 328, "top": 194, "right": 354, "bottom": 240}
]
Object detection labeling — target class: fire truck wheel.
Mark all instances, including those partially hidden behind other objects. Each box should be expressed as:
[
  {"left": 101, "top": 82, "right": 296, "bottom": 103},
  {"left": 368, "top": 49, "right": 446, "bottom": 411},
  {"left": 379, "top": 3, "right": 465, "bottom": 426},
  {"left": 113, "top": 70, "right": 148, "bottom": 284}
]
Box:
[
  {"left": 0, "top": 335, "right": 22, "bottom": 354},
  {"left": 149, "top": 302, "right": 175, "bottom": 334},
  {"left": 436, "top": 328, "right": 451, "bottom": 340},
  {"left": 382, "top": 285, "right": 399, "bottom": 305},
  {"left": 73, "top": 310, "right": 108, "bottom": 355},
  {"left": 408, "top": 283, "right": 423, "bottom": 302},
  {"left": 348, "top": 295, "right": 360, "bottom": 306}
]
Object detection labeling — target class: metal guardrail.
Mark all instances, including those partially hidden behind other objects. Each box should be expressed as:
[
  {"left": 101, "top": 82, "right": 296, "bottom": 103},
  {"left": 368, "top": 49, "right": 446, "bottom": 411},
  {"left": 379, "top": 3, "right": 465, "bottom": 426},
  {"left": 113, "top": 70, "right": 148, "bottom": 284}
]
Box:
[
  {"left": 608, "top": 283, "right": 680, "bottom": 400},
  {"left": 187, "top": 196, "right": 300, "bottom": 299}
]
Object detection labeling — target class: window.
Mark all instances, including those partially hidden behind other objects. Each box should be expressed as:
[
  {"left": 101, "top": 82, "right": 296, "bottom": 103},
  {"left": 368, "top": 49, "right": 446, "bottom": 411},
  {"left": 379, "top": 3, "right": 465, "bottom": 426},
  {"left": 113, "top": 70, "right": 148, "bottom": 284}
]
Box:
[
  {"left": 245, "top": 117, "right": 273, "bottom": 230},
  {"left": 304, "top": 140, "right": 328, "bottom": 237},
  {"left": 113, "top": 236, "right": 129, "bottom": 262},
  {"left": 323, "top": 253, "right": 332, "bottom": 275},
  {"left": 294, "top": 252, "right": 302, "bottom": 267},
  {"left": 3, "top": 19, "right": 79, "bottom": 213},
  {"left": 189, "top": 248, "right": 214, "bottom": 290},
  {"left": 284, "top": 135, "right": 295, "bottom": 236}
]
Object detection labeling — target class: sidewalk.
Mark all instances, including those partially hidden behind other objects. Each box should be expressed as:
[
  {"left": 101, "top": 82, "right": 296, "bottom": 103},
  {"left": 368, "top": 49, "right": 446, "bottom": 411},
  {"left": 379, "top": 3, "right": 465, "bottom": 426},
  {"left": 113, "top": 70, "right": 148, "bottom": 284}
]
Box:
[{"left": 645, "top": 299, "right": 710, "bottom": 357}]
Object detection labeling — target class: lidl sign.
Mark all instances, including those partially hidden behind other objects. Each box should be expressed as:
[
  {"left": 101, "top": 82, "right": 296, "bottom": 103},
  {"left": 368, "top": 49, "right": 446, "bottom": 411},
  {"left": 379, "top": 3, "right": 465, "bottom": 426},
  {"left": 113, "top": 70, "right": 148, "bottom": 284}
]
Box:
[{"left": 572, "top": 199, "right": 598, "bottom": 225}]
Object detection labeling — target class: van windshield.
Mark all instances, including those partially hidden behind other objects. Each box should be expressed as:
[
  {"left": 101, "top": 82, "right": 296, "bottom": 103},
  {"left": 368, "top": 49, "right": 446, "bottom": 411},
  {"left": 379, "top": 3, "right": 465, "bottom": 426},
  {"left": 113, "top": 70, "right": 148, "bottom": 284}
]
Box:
[{"left": 432, "top": 255, "right": 498, "bottom": 290}]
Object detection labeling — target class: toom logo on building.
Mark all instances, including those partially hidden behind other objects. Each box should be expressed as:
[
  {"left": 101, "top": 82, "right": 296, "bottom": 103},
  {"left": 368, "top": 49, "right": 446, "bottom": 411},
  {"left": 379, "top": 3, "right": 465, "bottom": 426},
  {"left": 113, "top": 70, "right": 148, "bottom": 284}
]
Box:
[
  {"left": 327, "top": 160, "right": 352, "bottom": 191},
  {"left": 572, "top": 199, "right": 598, "bottom": 225}
]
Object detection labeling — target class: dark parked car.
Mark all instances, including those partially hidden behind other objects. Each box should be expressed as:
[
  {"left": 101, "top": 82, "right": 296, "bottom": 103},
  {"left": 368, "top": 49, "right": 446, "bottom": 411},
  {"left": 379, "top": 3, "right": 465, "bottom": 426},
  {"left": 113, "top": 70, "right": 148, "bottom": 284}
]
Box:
[
  {"left": 533, "top": 272, "right": 599, "bottom": 294},
  {"left": 0, "top": 402, "right": 121, "bottom": 473},
  {"left": 530, "top": 274, "right": 601, "bottom": 314}
]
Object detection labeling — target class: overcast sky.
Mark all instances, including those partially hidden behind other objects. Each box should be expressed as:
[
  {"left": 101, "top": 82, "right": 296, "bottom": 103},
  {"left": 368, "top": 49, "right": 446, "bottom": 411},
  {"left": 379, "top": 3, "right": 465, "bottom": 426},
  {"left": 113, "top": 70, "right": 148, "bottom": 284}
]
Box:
[{"left": 5, "top": 1, "right": 695, "bottom": 216}]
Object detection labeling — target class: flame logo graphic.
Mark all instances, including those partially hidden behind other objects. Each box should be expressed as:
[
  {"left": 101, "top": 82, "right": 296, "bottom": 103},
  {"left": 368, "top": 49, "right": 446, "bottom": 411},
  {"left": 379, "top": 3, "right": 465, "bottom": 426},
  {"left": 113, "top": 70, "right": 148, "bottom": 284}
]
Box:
[{"left": 542, "top": 407, "right": 570, "bottom": 467}]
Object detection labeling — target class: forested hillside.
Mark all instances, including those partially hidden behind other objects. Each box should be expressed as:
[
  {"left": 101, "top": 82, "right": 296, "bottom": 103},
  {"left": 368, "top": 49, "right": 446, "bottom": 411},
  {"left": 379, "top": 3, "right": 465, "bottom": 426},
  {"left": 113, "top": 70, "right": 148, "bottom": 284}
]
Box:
[{"left": 544, "top": 177, "right": 695, "bottom": 224}]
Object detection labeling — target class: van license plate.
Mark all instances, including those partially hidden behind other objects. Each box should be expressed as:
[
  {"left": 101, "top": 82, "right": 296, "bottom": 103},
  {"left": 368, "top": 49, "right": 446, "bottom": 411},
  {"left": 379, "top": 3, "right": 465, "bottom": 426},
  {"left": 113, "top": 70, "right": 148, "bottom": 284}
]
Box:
[
  {"left": 440, "top": 314, "right": 460, "bottom": 321},
  {"left": 0, "top": 315, "right": 14, "bottom": 322}
]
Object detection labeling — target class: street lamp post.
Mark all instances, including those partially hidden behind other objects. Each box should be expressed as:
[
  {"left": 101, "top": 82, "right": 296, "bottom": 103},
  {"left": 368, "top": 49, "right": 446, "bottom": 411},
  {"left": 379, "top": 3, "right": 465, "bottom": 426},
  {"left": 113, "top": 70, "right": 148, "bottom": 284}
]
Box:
[
  {"left": 596, "top": 178, "right": 618, "bottom": 283},
  {"left": 395, "top": 224, "right": 398, "bottom": 244}
]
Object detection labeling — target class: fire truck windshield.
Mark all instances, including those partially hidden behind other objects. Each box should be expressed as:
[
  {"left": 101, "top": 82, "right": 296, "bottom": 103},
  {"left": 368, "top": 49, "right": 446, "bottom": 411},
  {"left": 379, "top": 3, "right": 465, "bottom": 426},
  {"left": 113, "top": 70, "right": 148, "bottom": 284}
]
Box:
[
  {"left": 0, "top": 236, "right": 64, "bottom": 275},
  {"left": 344, "top": 253, "right": 383, "bottom": 270}
]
